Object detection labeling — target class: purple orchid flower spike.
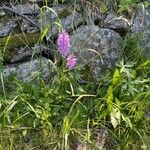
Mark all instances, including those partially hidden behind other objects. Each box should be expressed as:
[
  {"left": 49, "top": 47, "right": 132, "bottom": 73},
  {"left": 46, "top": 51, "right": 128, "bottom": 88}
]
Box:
[
  {"left": 57, "top": 30, "right": 70, "bottom": 57},
  {"left": 67, "top": 54, "right": 77, "bottom": 70}
]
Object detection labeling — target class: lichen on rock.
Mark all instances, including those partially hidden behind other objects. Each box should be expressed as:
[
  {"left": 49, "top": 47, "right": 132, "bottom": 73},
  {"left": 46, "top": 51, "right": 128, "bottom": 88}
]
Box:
[
  {"left": 2, "top": 58, "right": 55, "bottom": 82},
  {"left": 70, "top": 25, "right": 122, "bottom": 77}
]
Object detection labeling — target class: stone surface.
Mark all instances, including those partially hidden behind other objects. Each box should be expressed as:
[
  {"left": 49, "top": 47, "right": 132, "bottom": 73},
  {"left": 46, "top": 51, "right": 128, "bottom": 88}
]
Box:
[
  {"left": 12, "top": 4, "right": 40, "bottom": 15},
  {"left": 0, "top": 19, "right": 17, "bottom": 37},
  {"left": 1, "top": 4, "right": 149, "bottom": 82},
  {"left": 70, "top": 25, "right": 122, "bottom": 77},
  {"left": 2, "top": 66, "right": 16, "bottom": 77},
  {"left": 76, "top": 141, "right": 87, "bottom": 150},
  {"left": 132, "top": 6, "right": 150, "bottom": 32},
  {"left": 10, "top": 44, "right": 45, "bottom": 63},
  {"left": 19, "top": 15, "right": 39, "bottom": 33},
  {"left": 2, "top": 58, "right": 54, "bottom": 82},
  {"left": 40, "top": 5, "right": 83, "bottom": 39},
  {"left": 96, "top": 128, "right": 107, "bottom": 149},
  {"left": 79, "top": 1, "right": 107, "bottom": 25},
  {"left": 103, "top": 13, "right": 131, "bottom": 30},
  {"left": 132, "top": 6, "right": 150, "bottom": 57},
  {"left": 0, "top": 11, "right": 5, "bottom": 17}
]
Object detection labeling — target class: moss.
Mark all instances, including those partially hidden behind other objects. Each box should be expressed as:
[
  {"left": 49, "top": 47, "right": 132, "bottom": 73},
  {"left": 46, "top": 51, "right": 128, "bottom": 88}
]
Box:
[
  {"left": 0, "top": 15, "right": 10, "bottom": 24},
  {"left": 0, "top": 32, "right": 40, "bottom": 61}
]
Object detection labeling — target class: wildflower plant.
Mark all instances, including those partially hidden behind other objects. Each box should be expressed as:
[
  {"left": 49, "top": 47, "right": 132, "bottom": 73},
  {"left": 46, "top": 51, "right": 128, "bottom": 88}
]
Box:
[
  {"left": 57, "top": 30, "right": 70, "bottom": 57},
  {"left": 57, "top": 29, "right": 77, "bottom": 70},
  {"left": 66, "top": 54, "right": 77, "bottom": 70},
  {"left": 0, "top": 1, "right": 149, "bottom": 149}
]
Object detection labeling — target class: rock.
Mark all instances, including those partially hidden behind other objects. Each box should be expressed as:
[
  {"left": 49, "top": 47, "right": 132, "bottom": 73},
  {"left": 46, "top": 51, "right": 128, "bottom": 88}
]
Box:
[
  {"left": 40, "top": 5, "right": 83, "bottom": 39},
  {"left": 90, "top": 7, "right": 104, "bottom": 25},
  {"left": 78, "top": 1, "right": 107, "bottom": 25},
  {"left": 70, "top": 25, "right": 122, "bottom": 77},
  {"left": 2, "top": 66, "right": 16, "bottom": 77},
  {"left": 20, "top": 15, "right": 39, "bottom": 33},
  {"left": 76, "top": 141, "right": 87, "bottom": 150},
  {"left": 142, "top": 30, "right": 150, "bottom": 57},
  {"left": 2, "top": 58, "right": 54, "bottom": 82},
  {"left": 96, "top": 128, "right": 107, "bottom": 149},
  {"left": 131, "top": 6, "right": 150, "bottom": 57},
  {"left": 10, "top": 44, "right": 45, "bottom": 63},
  {"left": 0, "top": 11, "right": 5, "bottom": 17},
  {"left": 0, "top": 19, "right": 17, "bottom": 37},
  {"left": 28, "top": 0, "right": 50, "bottom": 3},
  {"left": 0, "top": 32, "right": 40, "bottom": 62},
  {"left": 132, "top": 6, "right": 150, "bottom": 32},
  {"left": 0, "top": 4, "right": 39, "bottom": 37},
  {"left": 103, "top": 13, "right": 131, "bottom": 31},
  {"left": 12, "top": 3, "right": 40, "bottom": 15}
]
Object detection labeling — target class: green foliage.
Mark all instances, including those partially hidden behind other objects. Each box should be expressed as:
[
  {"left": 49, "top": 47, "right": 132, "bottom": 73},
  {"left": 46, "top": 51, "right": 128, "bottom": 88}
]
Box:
[
  {"left": 0, "top": 0, "right": 149, "bottom": 149},
  {"left": 119, "top": 32, "right": 146, "bottom": 62},
  {"left": 94, "top": 59, "right": 150, "bottom": 149},
  {"left": 117, "top": 0, "right": 141, "bottom": 12},
  {"left": 0, "top": 58, "right": 149, "bottom": 149}
]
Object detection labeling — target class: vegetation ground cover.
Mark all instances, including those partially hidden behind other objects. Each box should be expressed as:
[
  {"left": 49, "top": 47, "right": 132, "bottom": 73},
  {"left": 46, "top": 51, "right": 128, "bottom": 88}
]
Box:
[{"left": 0, "top": 0, "right": 150, "bottom": 149}]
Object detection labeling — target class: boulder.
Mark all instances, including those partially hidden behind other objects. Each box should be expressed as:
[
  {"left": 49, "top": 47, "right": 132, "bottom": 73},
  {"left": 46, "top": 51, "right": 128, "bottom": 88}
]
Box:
[
  {"left": 131, "top": 6, "right": 150, "bottom": 57},
  {"left": 12, "top": 3, "right": 40, "bottom": 15},
  {"left": 70, "top": 25, "right": 122, "bottom": 77},
  {"left": 40, "top": 5, "right": 83, "bottom": 39},
  {"left": 2, "top": 57, "right": 54, "bottom": 82},
  {"left": 0, "top": 32, "right": 40, "bottom": 62},
  {"left": 10, "top": 44, "right": 45, "bottom": 63},
  {"left": 19, "top": 15, "right": 39, "bottom": 33},
  {"left": 0, "top": 18, "right": 17, "bottom": 37},
  {"left": 132, "top": 6, "right": 150, "bottom": 32},
  {"left": 103, "top": 13, "right": 131, "bottom": 32}
]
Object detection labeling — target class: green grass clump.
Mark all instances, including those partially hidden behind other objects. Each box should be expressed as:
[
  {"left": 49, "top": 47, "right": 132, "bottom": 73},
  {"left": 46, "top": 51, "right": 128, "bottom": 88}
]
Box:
[{"left": 0, "top": 57, "right": 149, "bottom": 149}]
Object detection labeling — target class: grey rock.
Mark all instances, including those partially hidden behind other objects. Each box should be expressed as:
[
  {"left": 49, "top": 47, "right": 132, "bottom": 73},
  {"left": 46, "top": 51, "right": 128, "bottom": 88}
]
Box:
[
  {"left": 40, "top": 5, "right": 83, "bottom": 39},
  {"left": 10, "top": 44, "right": 44, "bottom": 63},
  {"left": 70, "top": 25, "right": 122, "bottom": 77},
  {"left": 20, "top": 15, "right": 39, "bottom": 33},
  {"left": 103, "top": 13, "right": 131, "bottom": 30},
  {"left": 2, "top": 66, "right": 16, "bottom": 77},
  {"left": 12, "top": 4, "right": 40, "bottom": 15},
  {"left": 3, "top": 58, "right": 54, "bottom": 82},
  {"left": 132, "top": 6, "right": 150, "bottom": 57},
  {"left": 90, "top": 6, "right": 104, "bottom": 23},
  {"left": 0, "top": 19, "right": 17, "bottom": 37},
  {"left": 132, "top": 6, "right": 150, "bottom": 32},
  {"left": 141, "top": 31, "right": 150, "bottom": 57},
  {"left": 78, "top": 1, "right": 105, "bottom": 25},
  {"left": 0, "top": 11, "right": 6, "bottom": 17},
  {"left": 42, "top": 5, "right": 66, "bottom": 20},
  {"left": 0, "top": 4, "right": 39, "bottom": 37}
]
